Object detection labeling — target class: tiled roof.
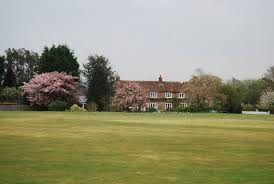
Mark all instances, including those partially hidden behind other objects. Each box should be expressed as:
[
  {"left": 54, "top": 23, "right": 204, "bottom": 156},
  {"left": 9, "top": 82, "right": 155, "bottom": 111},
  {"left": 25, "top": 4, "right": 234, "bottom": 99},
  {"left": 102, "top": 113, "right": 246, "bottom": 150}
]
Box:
[{"left": 118, "top": 80, "right": 186, "bottom": 93}]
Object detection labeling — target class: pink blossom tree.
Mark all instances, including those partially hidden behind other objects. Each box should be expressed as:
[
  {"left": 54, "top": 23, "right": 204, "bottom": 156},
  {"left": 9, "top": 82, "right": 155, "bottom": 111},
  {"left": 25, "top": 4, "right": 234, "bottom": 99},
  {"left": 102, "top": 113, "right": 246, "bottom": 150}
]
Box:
[
  {"left": 113, "top": 82, "right": 146, "bottom": 111},
  {"left": 21, "top": 72, "right": 80, "bottom": 107}
]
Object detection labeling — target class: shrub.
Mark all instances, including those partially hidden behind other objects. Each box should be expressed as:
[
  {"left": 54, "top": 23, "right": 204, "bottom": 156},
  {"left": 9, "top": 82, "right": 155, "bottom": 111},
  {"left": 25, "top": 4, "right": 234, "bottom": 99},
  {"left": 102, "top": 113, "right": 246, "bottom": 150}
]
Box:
[
  {"left": 171, "top": 106, "right": 193, "bottom": 113},
  {"left": 86, "top": 101, "right": 97, "bottom": 112},
  {"left": 147, "top": 107, "right": 158, "bottom": 112},
  {"left": 70, "top": 104, "right": 83, "bottom": 112},
  {"left": 0, "top": 87, "right": 21, "bottom": 103},
  {"left": 187, "top": 102, "right": 199, "bottom": 112},
  {"left": 48, "top": 100, "right": 67, "bottom": 111},
  {"left": 29, "top": 105, "right": 47, "bottom": 111},
  {"left": 172, "top": 106, "right": 189, "bottom": 113},
  {"left": 211, "top": 99, "right": 227, "bottom": 112},
  {"left": 270, "top": 106, "right": 274, "bottom": 114},
  {"left": 241, "top": 103, "right": 256, "bottom": 111}
]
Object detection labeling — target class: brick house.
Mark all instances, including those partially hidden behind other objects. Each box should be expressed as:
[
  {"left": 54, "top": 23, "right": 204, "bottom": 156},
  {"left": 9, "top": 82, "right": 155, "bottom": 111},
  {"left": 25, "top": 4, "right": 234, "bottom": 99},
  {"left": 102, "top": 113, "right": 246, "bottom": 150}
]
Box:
[{"left": 117, "top": 75, "right": 189, "bottom": 111}]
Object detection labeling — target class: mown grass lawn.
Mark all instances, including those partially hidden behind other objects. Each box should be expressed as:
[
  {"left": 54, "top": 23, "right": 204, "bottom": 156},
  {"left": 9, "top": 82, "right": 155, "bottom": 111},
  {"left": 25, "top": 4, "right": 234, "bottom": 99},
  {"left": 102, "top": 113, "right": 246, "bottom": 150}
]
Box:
[{"left": 0, "top": 112, "right": 274, "bottom": 184}]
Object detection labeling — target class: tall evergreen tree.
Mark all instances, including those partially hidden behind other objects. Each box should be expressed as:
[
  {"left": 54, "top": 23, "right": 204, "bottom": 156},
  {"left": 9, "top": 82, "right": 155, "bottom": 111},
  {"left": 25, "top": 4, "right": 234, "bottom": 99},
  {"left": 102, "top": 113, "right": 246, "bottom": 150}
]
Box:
[
  {"left": 39, "top": 45, "right": 80, "bottom": 77},
  {"left": 83, "top": 54, "right": 117, "bottom": 111},
  {"left": 3, "top": 61, "right": 16, "bottom": 87}
]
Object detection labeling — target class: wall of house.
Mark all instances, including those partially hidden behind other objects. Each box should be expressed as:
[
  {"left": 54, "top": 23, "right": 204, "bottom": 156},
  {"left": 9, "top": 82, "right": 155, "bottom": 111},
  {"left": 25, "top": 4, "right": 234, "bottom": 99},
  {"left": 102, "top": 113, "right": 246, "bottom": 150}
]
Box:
[
  {"left": 146, "top": 92, "right": 188, "bottom": 111},
  {"left": 117, "top": 79, "right": 191, "bottom": 112}
]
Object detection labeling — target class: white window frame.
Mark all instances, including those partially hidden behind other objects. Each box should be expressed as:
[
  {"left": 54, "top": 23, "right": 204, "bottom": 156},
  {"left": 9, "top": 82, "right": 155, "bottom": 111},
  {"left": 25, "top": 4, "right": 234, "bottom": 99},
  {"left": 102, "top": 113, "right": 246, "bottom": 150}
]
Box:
[
  {"left": 165, "top": 92, "right": 172, "bottom": 98},
  {"left": 165, "top": 103, "right": 173, "bottom": 110},
  {"left": 178, "top": 93, "right": 185, "bottom": 99},
  {"left": 150, "top": 92, "right": 157, "bottom": 99},
  {"left": 149, "top": 102, "right": 158, "bottom": 109},
  {"left": 180, "top": 103, "right": 188, "bottom": 108}
]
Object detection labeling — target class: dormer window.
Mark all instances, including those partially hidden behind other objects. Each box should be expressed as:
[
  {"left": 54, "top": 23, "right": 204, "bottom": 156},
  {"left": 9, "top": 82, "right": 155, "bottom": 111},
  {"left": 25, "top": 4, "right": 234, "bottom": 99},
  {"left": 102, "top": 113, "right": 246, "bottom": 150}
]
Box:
[
  {"left": 150, "top": 92, "right": 157, "bottom": 98},
  {"left": 165, "top": 92, "right": 172, "bottom": 98},
  {"left": 178, "top": 93, "right": 185, "bottom": 99}
]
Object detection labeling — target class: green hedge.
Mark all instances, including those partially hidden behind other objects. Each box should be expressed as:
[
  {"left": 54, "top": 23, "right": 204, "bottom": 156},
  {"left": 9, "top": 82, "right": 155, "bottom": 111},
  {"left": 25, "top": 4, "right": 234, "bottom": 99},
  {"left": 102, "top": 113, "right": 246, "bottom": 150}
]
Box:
[
  {"left": 48, "top": 100, "right": 67, "bottom": 111},
  {"left": 0, "top": 87, "right": 21, "bottom": 103}
]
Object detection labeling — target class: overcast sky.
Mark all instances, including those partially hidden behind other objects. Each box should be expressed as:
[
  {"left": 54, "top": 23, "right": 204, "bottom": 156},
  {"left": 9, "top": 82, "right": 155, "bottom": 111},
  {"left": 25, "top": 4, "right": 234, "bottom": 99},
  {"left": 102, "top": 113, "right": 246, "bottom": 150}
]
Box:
[{"left": 0, "top": 0, "right": 273, "bottom": 81}]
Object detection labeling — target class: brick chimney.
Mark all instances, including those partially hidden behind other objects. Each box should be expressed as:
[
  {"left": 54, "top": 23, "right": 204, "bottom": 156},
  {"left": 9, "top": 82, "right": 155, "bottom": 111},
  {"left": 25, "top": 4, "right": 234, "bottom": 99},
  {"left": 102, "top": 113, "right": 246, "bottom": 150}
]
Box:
[{"left": 159, "top": 75, "right": 163, "bottom": 82}]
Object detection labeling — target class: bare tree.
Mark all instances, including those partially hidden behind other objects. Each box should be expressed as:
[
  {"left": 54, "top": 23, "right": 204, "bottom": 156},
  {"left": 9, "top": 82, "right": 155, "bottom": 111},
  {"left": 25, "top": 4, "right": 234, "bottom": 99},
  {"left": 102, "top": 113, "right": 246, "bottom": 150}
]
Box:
[{"left": 263, "top": 65, "right": 274, "bottom": 89}]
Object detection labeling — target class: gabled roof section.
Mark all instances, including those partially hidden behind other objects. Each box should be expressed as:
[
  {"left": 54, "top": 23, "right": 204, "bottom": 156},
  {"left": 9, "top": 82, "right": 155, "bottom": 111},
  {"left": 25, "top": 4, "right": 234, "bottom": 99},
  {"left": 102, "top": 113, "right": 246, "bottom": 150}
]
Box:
[{"left": 118, "top": 80, "right": 186, "bottom": 93}]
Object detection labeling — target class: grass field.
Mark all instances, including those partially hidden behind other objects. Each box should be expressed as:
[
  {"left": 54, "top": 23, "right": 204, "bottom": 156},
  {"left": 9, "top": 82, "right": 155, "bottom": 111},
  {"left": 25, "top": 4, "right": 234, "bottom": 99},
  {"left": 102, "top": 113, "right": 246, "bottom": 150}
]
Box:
[{"left": 0, "top": 112, "right": 274, "bottom": 184}]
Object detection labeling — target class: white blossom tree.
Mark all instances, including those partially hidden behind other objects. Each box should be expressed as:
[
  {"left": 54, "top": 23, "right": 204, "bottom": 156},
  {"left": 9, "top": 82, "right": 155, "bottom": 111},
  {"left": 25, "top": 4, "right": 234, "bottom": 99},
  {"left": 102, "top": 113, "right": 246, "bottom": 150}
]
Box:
[{"left": 259, "top": 90, "right": 274, "bottom": 110}]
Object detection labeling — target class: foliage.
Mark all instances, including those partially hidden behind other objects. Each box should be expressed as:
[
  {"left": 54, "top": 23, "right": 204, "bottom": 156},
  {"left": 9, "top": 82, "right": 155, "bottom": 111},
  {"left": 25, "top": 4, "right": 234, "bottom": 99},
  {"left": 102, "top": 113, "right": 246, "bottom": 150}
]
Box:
[
  {"left": 86, "top": 101, "right": 97, "bottom": 112},
  {"left": 220, "top": 79, "right": 266, "bottom": 113},
  {"left": 21, "top": 72, "right": 79, "bottom": 107},
  {"left": 29, "top": 105, "right": 47, "bottom": 111},
  {"left": 70, "top": 104, "right": 84, "bottom": 112},
  {"left": 259, "top": 90, "right": 274, "bottom": 111},
  {"left": 39, "top": 45, "right": 80, "bottom": 77},
  {"left": 3, "top": 62, "right": 16, "bottom": 88},
  {"left": 241, "top": 104, "right": 256, "bottom": 111},
  {"left": 48, "top": 100, "right": 67, "bottom": 111},
  {"left": 221, "top": 82, "right": 244, "bottom": 113},
  {"left": 239, "top": 79, "right": 266, "bottom": 105},
  {"left": 211, "top": 97, "right": 227, "bottom": 112},
  {"left": 83, "top": 54, "right": 117, "bottom": 111},
  {"left": 0, "top": 87, "right": 21, "bottom": 103},
  {"left": 18, "top": 94, "right": 31, "bottom": 105},
  {"left": 113, "top": 82, "right": 146, "bottom": 112},
  {"left": 0, "top": 56, "right": 4, "bottom": 88},
  {"left": 188, "top": 98, "right": 210, "bottom": 112},
  {"left": 147, "top": 107, "right": 158, "bottom": 112},
  {"left": 171, "top": 106, "right": 184, "bottom": 113},
  {"left": 5, "top": 48, "right": 39, "bottom": 86},
  {"left": 186, "top": 73, "right": 225, "bottom": 111},
  {"left": 262, "top": 65, "right": 274, "bottom": 89}
]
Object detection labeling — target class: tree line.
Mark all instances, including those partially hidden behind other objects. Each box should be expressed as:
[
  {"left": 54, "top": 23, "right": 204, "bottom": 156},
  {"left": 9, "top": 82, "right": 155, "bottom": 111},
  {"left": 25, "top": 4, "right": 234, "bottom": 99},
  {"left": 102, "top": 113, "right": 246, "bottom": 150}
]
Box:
[
  {"left": 185, "top": 70, "right": 274, "bottom": 113},
  {"left": 0, "top": 45, "right": 117, "bottom": 111},
  {"left": 0, "top": 44, "right": 273, "bottom": 113}
]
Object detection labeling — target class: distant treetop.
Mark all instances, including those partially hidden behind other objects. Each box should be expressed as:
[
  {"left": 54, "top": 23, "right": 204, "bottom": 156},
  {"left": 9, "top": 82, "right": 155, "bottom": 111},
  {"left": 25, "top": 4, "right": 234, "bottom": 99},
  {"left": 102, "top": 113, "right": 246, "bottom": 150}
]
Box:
[{"left": 39, "top": 44, "right": 80, "bottom": 77}]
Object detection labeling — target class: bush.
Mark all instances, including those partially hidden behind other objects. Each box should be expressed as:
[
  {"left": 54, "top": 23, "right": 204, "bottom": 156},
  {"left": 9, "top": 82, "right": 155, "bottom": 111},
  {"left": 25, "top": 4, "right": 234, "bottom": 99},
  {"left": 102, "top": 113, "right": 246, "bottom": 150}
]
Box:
[
  {"left": 86, "top": 101, "right": 97, "bottom": 112},
  {"left": 0, "top": 87, "right": 21, "bottom": 103},
  {"left": 241, "top": 103, "right": 256, "bottom": 111},
  {"left": 171, "top": 106, "right": 195, "bottom": 113},
  {"left": 48, "top": 100, "right": 67, "bottom": 111},
  {"left": 270, "top": 106, "right": 274, "bottom": 114},
  {"left": 171, "top": 106, "right": 183, "bottom": 113},
  {"left": 257, "top": 105, "right": 274, "bottom": 114},
  {"left": 187, "top": 103, "right": 198, "bottom": 112},
  {"left": 147, "top": 107, "right": 158, "bottom": 112},
  {"left": 30, "top": 105, "right": 47, "bottom": 111},
  {"left": 70, "top": 104, "right": 83, "bottom": 112},
  {"left": 211, "top": 99, "right": 227, "bottom": 112}
]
